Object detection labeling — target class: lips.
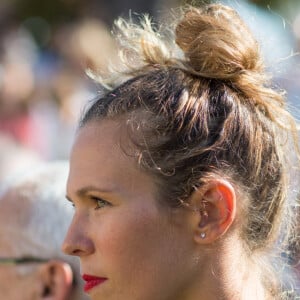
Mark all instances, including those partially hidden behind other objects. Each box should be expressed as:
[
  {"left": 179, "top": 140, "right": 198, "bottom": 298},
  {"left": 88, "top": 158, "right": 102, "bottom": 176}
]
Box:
[{"left": 82, "top": 274, "right": 108, "bottom": 292}]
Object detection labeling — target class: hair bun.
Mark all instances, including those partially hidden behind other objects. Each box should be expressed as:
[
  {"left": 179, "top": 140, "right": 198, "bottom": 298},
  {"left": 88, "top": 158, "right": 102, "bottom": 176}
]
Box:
[{"left": 175, "top": 4, "right": 263, "bottom": 80}]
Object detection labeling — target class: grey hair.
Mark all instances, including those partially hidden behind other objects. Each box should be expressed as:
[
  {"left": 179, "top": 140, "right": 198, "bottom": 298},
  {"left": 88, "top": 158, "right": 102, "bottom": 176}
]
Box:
[{"left": 0, "top": 161, "right": 85, "bottom": 299}]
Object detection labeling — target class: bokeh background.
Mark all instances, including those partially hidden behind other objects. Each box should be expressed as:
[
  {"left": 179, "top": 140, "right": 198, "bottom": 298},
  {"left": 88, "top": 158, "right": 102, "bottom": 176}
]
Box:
[{"left": 0, "top": 0, "right": 299, "bottom": 174}]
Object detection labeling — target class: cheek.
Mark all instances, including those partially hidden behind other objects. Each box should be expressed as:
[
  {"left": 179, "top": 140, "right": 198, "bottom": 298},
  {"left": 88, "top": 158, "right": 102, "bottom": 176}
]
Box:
[
  {"left": 95, "top": 203, "right": 186, "bottom": 279},
  {"left": 88, "top": 204, "right": 197, "bottom": 300},
  {"left": 0, "top": 269, "right": 23, "bottom": 297},
  {"left": 92, "top": 204, "right": 170, "bottom": 271}
]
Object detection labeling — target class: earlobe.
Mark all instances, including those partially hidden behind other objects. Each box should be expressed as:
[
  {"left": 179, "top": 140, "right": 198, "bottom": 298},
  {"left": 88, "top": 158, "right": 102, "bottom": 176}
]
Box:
[
  {"left": 38, "top": 260, "right": 73, "bottom": 299},
  {"left": 191, "top": 179, "right": 236, "bottom": 244}
]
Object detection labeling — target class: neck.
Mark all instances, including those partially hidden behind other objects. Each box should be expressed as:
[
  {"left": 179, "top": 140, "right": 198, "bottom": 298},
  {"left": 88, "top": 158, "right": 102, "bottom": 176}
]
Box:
[{"left": 189, "top": 235, "right": 271, "bottom": 300}]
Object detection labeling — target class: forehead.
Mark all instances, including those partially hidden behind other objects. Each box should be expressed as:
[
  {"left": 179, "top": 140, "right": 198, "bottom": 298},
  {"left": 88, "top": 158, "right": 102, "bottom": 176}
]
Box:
[
  {"left": 0, "top": 190, "right": 31, "bottom": 226},
  {"left": 0, "top": 182, "right": 36, "bottom": 221},
  {"left": 68, "top": 120, "right": 155, "bottom": 196},
  {"left": 0, "top": 192, "right": 32, "bottom": 256}
]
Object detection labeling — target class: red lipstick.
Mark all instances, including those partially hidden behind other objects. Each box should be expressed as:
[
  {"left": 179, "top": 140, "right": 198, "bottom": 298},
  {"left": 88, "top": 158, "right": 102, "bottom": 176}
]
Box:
[{"left": 82, "top": 274, "right": 107, "bottom": 292}]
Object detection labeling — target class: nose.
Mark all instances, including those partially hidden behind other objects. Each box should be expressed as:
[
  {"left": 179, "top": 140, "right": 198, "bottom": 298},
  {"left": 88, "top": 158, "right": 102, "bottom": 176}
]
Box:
[{"left": 62, "top": 213, "right": 95, "bottom": 257}]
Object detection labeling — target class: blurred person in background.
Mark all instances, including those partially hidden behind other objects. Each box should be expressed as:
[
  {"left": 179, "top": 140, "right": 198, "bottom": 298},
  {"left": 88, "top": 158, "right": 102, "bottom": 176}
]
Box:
[
  {"left": 0, "top": 27, "right": 45, "bottom": 155},
  {"left": 0, "top": 5, "right": 120, "bottom": 160},
  {"left": 0, "top": 134, "right": 42, "bottom": 182},
  {"left": 0, "top": 161, "right": 88, "bottom": 300}
]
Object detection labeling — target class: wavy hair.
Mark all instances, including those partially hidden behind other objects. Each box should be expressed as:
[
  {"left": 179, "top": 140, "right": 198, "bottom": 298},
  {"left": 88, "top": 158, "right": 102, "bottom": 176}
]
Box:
[{"left": 81, "top": 4, "right": 299, "bottom": 298}]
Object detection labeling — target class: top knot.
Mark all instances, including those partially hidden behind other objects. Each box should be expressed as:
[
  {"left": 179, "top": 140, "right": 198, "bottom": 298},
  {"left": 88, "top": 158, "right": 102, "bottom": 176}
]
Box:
[{"left": 175, "top": 4, "right": 264, "bottom": 80}]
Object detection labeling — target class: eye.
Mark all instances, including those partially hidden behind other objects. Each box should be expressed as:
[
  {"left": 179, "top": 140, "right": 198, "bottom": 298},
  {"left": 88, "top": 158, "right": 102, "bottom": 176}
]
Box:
[
  {"left": 90, "top": 196, "right": 111, "bottom": 210},
  {"left": 66, "top": 196, "right": 75, "bottom": 209}
]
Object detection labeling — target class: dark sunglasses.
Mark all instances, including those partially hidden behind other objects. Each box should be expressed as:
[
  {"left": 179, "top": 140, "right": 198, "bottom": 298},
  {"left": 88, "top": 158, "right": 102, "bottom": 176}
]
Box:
[{"left": 0, "top": 257, "right": 48, "bottom": 265}]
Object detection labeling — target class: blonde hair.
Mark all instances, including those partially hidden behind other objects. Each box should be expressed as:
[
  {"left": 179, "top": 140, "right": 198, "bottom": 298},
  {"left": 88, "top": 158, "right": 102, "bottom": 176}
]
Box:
[{"left": 82, "top": 3, "right": 299, "bottom": 298}]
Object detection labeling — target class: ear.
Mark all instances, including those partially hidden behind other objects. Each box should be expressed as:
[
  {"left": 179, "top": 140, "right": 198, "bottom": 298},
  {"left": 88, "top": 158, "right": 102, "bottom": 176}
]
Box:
[
  {"left": 189, "top": 179, "right": 236, "bottom": 244},
  {"left": 37, "top": 260, "right": 73, "bottom": 300}
]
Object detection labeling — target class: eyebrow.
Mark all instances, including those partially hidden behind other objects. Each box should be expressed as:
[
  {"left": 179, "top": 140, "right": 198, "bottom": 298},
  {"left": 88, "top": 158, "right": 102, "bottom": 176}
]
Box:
[{"left": 66, "top": 185, "right": 115, "bottom": 202}]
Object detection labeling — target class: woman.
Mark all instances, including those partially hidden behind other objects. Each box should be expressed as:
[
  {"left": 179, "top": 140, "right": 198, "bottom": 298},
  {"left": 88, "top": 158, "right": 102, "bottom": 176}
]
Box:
[{"left": 62, "top": 3, "right": 299, "bottom": 299}]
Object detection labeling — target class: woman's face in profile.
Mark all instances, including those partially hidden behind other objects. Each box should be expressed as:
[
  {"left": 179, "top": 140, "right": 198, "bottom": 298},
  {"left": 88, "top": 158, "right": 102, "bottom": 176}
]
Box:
[{"left": 63, "top": 120, "right": 199, "bottom": 300}]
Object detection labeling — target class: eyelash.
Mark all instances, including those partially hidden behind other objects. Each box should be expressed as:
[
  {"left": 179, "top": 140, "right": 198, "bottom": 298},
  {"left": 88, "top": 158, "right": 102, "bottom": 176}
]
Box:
[
  {"left": 67, "top": 196, "right": 111, "bottom": 210},
  {"left": 90, "top": 196, "right": 111, "bottom": 210}
]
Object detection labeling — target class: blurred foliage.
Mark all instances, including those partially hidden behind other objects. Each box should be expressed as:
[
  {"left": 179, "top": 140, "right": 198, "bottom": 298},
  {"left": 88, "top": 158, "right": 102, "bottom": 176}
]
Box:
[
  {"left": 12, "top": 0, "right": 162, "bottom": 27},
  {"left": 251, "top": 0, "right": 300, "bottom": 21},
  {"left": 14, "top": 0, "right": 81, "bottom": 26},
  {"left": 180, "top": 0, "right": 300, "bottom": 21},
  {"left": 7, "top": 0, "right": 300, "bottom": 25},
  {"left": 5, "top": 0, "right": 300, "bottom": 49},
  {"left": 9, "top": 0, "right": 162, "bottom": 48}
]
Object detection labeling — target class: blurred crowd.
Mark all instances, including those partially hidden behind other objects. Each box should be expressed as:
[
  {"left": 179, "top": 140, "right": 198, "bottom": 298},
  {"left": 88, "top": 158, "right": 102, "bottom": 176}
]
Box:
[
  {"left": 0, "top": 0, "right": 179, "bottom": 165},
  {"left": 0, "top": 0, "right": 299, "bottom": 172}
]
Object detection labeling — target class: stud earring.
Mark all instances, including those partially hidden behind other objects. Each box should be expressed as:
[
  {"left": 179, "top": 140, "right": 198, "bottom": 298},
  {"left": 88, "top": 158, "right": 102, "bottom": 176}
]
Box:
[{"left": 200, "top": 232, "right": 206, "bottom": 239}]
